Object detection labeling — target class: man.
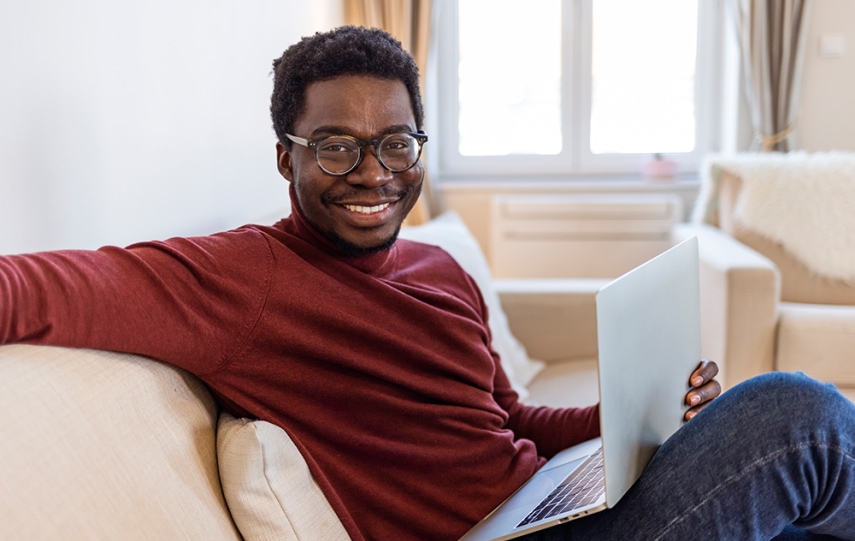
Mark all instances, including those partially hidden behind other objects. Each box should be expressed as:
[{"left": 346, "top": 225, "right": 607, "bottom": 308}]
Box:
[{"left": 1, "top": 26, "right": 854, "bottom": 541}]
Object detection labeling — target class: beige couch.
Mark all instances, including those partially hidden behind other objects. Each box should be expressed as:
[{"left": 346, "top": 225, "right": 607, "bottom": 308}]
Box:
[
  {"left": 0, "top": 345, "right": 242, "bottom": 540},
  {"left": 8, "top": 196, "right": 843, "bottom": 538},
  {"left": 0, "top": 212, "right": 601, "bottom": 540}
]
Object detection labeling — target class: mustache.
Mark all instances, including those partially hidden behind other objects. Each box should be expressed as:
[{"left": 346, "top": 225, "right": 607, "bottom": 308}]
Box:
[{"left": 322, "top": 184, "right": 416, "bottom": 205}]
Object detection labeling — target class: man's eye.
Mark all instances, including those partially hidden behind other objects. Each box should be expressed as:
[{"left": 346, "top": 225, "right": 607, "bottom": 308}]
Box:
[
  {"left": 382, "top": 137, "right": 412, "bottom": 150},
  {"left": 319, "top": 142, "right": 355, "bottom": 153}
]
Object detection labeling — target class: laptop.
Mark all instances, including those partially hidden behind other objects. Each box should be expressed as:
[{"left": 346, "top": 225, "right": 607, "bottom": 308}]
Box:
[{"left": 460, "top": 237, "right": 701, "bottom": 541}]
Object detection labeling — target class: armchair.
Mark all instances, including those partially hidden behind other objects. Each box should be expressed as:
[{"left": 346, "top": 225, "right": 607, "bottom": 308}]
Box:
[{"left": 679, "top": 153, "right": 855, "bottom": 399}]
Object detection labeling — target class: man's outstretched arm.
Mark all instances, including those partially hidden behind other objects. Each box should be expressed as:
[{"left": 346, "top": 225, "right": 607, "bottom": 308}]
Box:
[{"left": 0, "top": 230, "right": 272, "bottom": 376}]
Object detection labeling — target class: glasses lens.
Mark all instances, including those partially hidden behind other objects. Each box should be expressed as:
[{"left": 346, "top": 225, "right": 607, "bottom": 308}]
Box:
[
  {"left": 315, "top": 137, "right": 360, "bottom": 174},
  {"left": 378, "top": 133, "right": 420, "bottom": 172}
]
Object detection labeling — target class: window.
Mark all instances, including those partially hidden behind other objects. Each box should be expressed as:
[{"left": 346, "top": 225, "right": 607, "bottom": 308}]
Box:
[{"left": 436, "top": 0, "right": 723, "bottom": 178}]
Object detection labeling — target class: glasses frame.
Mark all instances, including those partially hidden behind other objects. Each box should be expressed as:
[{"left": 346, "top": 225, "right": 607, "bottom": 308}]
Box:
[{"left": 285, "top": 131, "right": 428, "bottom": 176}]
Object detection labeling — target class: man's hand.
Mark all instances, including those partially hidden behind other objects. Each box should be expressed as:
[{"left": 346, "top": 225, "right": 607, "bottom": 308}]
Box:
[{"left": 684, "top": 359, "right": 721, "bottom": 422}]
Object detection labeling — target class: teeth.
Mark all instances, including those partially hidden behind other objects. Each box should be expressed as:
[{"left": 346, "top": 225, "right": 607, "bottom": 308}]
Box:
[{"left": 344, "top": 203, "right": 390, "bottom": 214}]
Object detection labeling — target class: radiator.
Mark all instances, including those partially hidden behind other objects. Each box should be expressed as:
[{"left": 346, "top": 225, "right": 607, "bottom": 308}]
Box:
[{"left": 490, "top": 193, "right": 683, "bottom": 279}]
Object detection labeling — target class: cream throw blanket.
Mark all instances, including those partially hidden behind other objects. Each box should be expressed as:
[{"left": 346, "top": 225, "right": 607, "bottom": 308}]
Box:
[{"left": 693, "top": 152, "right": 855, "bottom": 283}]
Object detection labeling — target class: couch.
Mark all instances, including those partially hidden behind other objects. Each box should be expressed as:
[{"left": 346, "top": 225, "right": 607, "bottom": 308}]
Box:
[
  {"left": 0, "top": 212, "right": 600, "bottom": 540},
  {"left": 9, "top": 190, "right": 843, "bottom": 537}
]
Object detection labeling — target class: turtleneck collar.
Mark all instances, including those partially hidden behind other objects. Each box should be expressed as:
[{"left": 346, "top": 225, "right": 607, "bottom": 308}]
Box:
[{"left": 281, "top": 183, "right": 399, "bottom": 275}]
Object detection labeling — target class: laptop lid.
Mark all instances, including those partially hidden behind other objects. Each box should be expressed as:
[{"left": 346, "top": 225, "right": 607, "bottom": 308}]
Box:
[{"left": 596, "top": 236, "right": 701, "bottom": 507}]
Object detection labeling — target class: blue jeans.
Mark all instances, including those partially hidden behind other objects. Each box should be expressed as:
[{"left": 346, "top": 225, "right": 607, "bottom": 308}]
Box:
[{"left": 521, "top": 372, "right": 855, "bottom": 540}]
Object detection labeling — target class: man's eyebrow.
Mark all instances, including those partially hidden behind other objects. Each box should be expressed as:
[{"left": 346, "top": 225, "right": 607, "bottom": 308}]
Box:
[
  {"left": 309, "top": 124, "right": 415, "bottom": 138},
  {"left": 380, "top": 124, "right": 416, "bottom": 135},
  {"left": 309, "top": 126, "right": 349, "bottom": 137}
]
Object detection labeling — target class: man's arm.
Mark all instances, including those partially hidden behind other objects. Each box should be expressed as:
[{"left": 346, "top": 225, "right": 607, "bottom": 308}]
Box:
[
  {"left": 490, "top": 352, "right": 601, "bottom": 459},
  {"left": 493, "top": 354, "right": 721, "bottom": 454},
  {"left": 496, "top": 359, "right": 721, "bottom": 459},
  {"left": 0, "top": 229, "right": 272, "bottom": 375}
]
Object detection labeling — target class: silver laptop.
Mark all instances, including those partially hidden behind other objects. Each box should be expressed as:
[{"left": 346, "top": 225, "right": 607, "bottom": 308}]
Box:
[{"left": 460, "top": 237, "right": 701, "bottom": 541}]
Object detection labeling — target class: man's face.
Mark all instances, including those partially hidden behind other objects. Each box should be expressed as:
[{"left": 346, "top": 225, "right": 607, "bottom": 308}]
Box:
[{"left": 276, "top": 75, "right": 424, "bottom": 256}]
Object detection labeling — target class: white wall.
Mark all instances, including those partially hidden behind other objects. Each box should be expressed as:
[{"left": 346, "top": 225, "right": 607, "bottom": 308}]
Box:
[
  {"left": 797, "top": 0, "right": 855, "bottom": 152},
  {"left": 0, "top": 1, "right": 343, "bottom": 254}
]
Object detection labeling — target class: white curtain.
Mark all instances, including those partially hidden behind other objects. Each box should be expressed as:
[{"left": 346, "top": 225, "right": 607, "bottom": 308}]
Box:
[{"left": 729, "top": 0, "right": 811, "bottom": 152}]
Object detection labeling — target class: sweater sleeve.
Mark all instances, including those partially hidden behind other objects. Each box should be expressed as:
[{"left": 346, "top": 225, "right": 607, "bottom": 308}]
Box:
[
  {"left": 492, "top": 351, "right": 600, "bottom": 459},
  {"left": 0, "top": 228, "right": 273, "bottom": 376}
]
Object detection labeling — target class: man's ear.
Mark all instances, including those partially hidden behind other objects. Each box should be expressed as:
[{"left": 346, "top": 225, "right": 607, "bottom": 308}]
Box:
[{"left": 276, "top": 141, "right": 293, "bottom": 181}]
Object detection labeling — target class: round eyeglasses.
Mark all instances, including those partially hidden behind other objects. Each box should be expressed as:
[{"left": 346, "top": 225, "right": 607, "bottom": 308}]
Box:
[{"left": 285, "top": 131, "right": 428, "bottom": 176}]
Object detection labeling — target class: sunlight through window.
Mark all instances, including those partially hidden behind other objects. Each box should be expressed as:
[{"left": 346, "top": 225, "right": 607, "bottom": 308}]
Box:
[
  {"left": 456, "top": 0, "right": 700, "bottom": 160},
  {"left": 458, "top": 0, "right": 562, "bottom": 156},
  {"left": 590, "top": 0, "right": 698, "bottom": 154}
]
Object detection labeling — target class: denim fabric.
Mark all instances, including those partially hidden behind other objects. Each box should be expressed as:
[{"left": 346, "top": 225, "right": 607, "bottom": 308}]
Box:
[{"left": 521, "top": 372, "right": 855, "bottom": 541}]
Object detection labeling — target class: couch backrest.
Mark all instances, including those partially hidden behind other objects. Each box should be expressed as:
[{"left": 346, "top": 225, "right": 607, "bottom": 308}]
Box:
[
  {"left": 0, "top": 344, "right": 241, "bottom": 540},
  {"left": 716, "top": 171, "right": 855, "bottom": 305}
]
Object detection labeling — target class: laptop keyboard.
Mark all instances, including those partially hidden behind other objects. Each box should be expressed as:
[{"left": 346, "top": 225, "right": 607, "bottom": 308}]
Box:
[{"left": 517, "top": 447, "right": 605, "bottom": 527}]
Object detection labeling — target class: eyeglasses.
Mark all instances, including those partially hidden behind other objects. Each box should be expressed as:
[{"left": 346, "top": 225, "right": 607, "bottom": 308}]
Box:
[{"left": 285, "top": 131, "right": 428, "bottom": 176}]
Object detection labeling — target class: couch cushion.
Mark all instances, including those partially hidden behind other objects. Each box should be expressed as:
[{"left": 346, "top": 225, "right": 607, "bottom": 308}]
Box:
[
  {"left": 526, "top": 358, "right": 600, "bottom": 409},
  {"left": 399, "top": 211, "right": 545, "bottom": 399},
  {"left": 0, "top": 344, "right": 240, "bottom": 540},
  {"left": 776, "top": 302, "right": 855, "bottom": 385},
  {"left": 217, "top": 413, "right": 351, "bottom": 541}
]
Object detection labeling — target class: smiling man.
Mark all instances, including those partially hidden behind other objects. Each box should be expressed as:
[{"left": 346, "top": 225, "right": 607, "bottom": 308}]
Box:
[
  {"left": 276, "top": 74, "right": 425, "bottom": 256},
  {"left": 2, "top": 25, "right": 855, "bottom": 541}
]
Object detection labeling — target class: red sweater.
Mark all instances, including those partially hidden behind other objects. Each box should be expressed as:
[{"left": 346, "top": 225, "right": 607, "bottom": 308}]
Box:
[{"left": 0, "top": 201, "right": 599, "bottom": 541}]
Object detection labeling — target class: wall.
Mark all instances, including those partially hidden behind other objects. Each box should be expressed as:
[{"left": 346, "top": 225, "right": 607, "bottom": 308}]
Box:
[
  {"left": 0, "top": 1, "right": 343, "bottom": 254},
  {"left": 798, "top": 0, "right": 855, "bottom": 151}
]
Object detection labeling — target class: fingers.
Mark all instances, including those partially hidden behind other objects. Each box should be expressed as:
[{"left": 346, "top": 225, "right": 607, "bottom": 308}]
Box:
[
  {"left": 684, "top": 359, "right": 723, "bottom": 422},
  {"left": 689, "top": 359, "right": 719, "bottom": 388},
  {"left": 686, "top": 379, "right": 722, "bottom": 407},
  {"left": 684, "top": 401, "right": 713, "bottom": 421},
  {"left": 684, "top": 379, "right": 722, "bottom": 422}
]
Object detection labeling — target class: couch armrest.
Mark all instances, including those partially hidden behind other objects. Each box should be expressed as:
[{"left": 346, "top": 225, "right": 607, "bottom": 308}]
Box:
[
  {"left": 495, "top": 278, "right": 610, "bottom": 363},
  {"left": 673, "top": 223, "right": 781, "bottom": 389}
]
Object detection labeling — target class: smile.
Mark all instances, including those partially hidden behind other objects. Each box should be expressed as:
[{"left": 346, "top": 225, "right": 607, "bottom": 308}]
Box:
[{"left": 343, "top": 202, "right": 391, "bottom": 215}]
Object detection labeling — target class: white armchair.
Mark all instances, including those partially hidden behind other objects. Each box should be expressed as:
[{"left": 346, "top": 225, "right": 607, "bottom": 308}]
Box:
[
  {"left": 500, "top": 155, "right": 855, "bottom": 400},
  {"left": 679, "top": 153, "right": 855, "bottom": 399},
  {"left": 671, "top": 222, "right": 779, "bottom": 389}
]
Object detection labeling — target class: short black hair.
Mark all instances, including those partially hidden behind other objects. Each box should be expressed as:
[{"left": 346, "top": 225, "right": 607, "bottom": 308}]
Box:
[{"left": 270, "top": 26, "right": 425, "bottom": 145}]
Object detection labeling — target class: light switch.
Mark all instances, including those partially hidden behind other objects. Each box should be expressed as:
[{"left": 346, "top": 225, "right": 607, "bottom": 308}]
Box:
[{"left": 820, "top": 34, "right": 845, "bottom": 58}]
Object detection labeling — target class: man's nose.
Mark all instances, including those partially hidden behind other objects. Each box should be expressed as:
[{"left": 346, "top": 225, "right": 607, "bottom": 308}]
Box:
[{"left": 345, "top": 146, "right": 393, "bottom": 187}]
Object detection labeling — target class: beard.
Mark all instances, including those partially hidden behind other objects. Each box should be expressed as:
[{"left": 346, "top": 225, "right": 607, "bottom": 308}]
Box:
[
  {"left": 301, "top": 166, "right": 423, "bottom": 258},
  {"left": 319, "top": 178, "right": 420, "bottom": 258},
  {"left": 324, "top": 224, "right": 402, "bottom": 258}
]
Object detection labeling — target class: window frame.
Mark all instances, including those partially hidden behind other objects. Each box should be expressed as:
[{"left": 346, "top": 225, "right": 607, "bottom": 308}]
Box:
[{"left": 434, "top": 0, "right": 724, "bottom": 179}]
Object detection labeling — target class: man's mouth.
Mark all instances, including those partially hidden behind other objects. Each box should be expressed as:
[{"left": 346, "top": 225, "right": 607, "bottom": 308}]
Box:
[{"left": 342, "top": 202, "right": 391, "bottom": 215}]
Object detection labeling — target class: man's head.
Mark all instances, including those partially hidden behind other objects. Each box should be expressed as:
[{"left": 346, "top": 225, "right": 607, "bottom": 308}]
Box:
[
  {"left": 271, "top": 26, "right": 427, "bottom": 258},
  {"left": 271, "top": 26, "right": 424, "bottom": 147}
]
